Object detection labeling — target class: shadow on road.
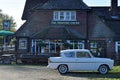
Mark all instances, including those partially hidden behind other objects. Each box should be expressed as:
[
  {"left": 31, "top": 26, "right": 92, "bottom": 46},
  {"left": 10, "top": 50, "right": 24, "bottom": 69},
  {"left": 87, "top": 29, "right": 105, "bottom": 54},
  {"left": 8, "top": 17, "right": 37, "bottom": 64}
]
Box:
[{"left": 63, "top": 72, "right": 120, "bottom": 79}]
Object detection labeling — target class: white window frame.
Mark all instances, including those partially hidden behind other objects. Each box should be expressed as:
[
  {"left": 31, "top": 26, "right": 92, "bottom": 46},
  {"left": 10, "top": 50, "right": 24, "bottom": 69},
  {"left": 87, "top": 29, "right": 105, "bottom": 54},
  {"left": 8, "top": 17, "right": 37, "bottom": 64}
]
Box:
[
  {"left": 115, "top": 41, "right": 120, "bottom": 55},
  {"left": 78, "top": 42, "right": 85, "bottom": 49},
  {"left": 19, "top": 38, "right": 27, "bottom": 49},
  {"left": 53, "top": 11, "right": 76, "bottom": 21}
]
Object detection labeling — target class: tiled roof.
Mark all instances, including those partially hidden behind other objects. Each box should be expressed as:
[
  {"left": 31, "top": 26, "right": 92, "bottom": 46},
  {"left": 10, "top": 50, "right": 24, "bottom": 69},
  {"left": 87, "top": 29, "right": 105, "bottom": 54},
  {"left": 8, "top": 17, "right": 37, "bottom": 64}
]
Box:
[
  {"left": 92, "top": 6, "right": 120, "bottom": 39},
  {"left": 22, "top": 0, "right": 90, "bottom": 20},
  {"left": 32, "top": 26, "right": 85, "bottom": 40},
  {"left": 35, "top": 0, "right": 90, "bottom": 10},
  {"left": 22, "top": 0, "right": 48, "bottom": 20},
  {"left": 92, "top": 7, "right": 110, "bottom": 18},
  {"left": 105, "top": 20, "right": 120, "bottom": 39},
  {"left": 92, "top": 7, "right": 120, "bottom": 19}
]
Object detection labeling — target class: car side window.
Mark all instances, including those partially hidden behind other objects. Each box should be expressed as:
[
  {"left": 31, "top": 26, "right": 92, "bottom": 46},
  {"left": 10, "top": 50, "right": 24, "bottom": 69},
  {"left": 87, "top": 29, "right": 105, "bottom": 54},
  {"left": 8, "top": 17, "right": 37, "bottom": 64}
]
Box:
[
  {"left": 76, "top": 52, "right": 90, "bottom": 58},
  {"left": 64, "top": 51, "right": 75, "bottom": 58}
]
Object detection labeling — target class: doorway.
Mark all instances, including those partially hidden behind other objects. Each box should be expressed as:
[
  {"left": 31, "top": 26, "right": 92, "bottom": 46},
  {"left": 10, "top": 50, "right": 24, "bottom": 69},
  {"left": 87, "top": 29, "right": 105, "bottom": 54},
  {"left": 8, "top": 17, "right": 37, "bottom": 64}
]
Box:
[{"left": 89, "top": 41, "right": 107, "bottom": 58}]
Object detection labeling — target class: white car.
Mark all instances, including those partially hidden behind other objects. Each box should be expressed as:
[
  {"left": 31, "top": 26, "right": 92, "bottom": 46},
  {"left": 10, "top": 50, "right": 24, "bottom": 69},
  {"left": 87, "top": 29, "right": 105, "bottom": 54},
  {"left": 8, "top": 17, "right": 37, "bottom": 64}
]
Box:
[{"left": 47, "top": 49, "right": 114, "bottom": 74}]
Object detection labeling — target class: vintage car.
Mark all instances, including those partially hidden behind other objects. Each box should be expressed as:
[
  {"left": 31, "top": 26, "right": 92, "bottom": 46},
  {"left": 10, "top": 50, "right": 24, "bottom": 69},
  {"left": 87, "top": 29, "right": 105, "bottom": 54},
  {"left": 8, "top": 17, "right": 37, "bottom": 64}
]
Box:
[{"left": 47, "top": 49, "right": 114, "bottom": 74}]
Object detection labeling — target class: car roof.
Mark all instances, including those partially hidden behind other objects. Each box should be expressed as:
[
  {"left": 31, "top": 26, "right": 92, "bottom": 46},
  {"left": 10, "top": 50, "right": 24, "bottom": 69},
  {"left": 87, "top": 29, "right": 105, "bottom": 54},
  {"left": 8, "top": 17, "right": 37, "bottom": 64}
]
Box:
[{"left": 61, "top": 49, "right": 89, "bottom": 53}]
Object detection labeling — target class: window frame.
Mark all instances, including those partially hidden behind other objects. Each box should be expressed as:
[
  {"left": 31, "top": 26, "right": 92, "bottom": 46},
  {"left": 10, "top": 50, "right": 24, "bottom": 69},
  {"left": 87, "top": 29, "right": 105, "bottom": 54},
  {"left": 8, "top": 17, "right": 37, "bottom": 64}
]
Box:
[
  {"left": 19, "top": 38, "right": 27, "bottom": 49},
  {"left": 53, "top": 11, "right": 76, "bottom": 21}
]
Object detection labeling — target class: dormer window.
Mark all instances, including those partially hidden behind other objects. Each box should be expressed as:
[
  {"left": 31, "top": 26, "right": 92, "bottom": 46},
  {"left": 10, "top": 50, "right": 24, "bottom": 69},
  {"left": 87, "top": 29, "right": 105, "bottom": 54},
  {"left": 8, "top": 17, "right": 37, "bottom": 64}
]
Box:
[{"left": 53, "top": 11, "right": 76, "bottom": 21}]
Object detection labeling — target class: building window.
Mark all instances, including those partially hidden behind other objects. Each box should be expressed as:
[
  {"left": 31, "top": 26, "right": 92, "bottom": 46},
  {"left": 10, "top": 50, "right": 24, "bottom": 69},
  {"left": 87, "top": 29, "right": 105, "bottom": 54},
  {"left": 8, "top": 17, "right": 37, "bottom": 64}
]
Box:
[
  {"left": 115, "top": 41, "right": 120, "bottom": 62},
  {"left": 90, "top": 42, "right": 97, "bottom": 54},
  {"left": 53, "top": 11, "right": 76, "bottom": 21},
  {"left": 19, "top": 38, "right": 27, "bottom": 49},
  {"left": 116, "top": 41, "right": 120, "bottom": 54}
]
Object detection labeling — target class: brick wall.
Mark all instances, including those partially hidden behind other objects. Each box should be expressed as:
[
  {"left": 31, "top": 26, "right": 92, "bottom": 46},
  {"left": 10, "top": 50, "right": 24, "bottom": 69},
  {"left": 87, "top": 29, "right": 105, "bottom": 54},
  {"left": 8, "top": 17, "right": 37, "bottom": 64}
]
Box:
[{"left": 25, "top": 10, "right": 88, "bottom": 37}]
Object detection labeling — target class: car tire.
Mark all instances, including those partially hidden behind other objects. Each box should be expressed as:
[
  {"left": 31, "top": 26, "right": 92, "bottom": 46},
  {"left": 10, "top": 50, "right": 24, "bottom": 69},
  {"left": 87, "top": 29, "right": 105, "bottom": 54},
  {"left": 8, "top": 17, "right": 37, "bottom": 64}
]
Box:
[
  {"left": 58, "top": 64, "right": 68, "bottom": 74},
  {"left": 99, "top": 65, "right": 108, "bottom": 74}
]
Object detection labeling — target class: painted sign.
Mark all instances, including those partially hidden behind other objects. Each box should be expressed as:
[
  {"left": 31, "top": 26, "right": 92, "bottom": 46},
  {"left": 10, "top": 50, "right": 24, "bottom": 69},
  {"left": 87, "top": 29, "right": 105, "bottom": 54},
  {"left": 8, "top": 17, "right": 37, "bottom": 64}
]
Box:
[
  {"left": 51, "top": 21, "right": 80, "bottom": 25},
  {"left": 3, "top": 20, "right": 10, "bottom": 30}
]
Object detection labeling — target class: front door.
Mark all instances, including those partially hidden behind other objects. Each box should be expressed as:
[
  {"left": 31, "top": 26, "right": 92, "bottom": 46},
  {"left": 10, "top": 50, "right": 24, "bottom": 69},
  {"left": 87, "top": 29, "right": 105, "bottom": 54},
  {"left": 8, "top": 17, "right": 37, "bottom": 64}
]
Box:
[
  {"left": 97, "top": 41, "right": 107, "bottom": 58},
  {"left": 89, "top": 41, "right": 107, "bottom": 58}
]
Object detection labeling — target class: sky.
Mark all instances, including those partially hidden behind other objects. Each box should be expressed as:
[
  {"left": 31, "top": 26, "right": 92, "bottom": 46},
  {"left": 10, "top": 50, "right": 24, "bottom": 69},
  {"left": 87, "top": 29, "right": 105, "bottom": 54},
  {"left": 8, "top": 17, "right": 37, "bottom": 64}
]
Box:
[{"left": 0, "top": 0, "right": 120, "bottom": 30}]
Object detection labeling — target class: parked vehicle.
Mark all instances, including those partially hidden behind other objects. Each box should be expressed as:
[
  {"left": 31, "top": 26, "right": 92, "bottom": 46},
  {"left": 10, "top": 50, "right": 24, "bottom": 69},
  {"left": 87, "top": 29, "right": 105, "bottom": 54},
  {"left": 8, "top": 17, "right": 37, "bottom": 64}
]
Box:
[{"left": 47, "top": 49, "right": 114, "bottom": 74}]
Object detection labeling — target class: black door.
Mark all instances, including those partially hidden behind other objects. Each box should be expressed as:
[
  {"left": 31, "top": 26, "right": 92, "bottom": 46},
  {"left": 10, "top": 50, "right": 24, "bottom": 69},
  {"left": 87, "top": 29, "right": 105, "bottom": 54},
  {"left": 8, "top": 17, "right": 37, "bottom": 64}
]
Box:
[{"left": 97, "top": 41, "right": 107, "bottom": 58}]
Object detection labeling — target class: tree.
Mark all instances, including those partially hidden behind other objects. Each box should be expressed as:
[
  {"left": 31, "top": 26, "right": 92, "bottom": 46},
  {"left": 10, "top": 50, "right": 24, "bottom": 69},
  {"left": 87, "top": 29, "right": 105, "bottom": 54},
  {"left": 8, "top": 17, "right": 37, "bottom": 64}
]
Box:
[
  {"left": 0, "top": 9, "right": 16, "bottom": 31},
  {"left": 0, "top": 9, "right": 17, "bottom": 45}
]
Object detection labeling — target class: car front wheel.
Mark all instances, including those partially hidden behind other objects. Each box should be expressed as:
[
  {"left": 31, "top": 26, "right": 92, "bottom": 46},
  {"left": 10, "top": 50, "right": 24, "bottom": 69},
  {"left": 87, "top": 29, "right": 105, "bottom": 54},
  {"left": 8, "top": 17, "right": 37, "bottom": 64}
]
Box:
[
  {"left": 58, "top": 64, "right": 68, "bottom": 74},
  {"left": 99, "top": 65, "right": 108, "bottom": 74}
]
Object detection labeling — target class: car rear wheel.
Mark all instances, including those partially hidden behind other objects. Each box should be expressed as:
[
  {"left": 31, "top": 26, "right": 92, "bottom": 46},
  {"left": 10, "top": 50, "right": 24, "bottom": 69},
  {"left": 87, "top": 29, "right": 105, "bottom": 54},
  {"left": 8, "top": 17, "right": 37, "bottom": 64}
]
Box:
[
  {"left": 58, "top": 64, "right": 68, "bottom": 74},
  {"left": 99, "top": 65, "right": 108, "bottom": 74}
]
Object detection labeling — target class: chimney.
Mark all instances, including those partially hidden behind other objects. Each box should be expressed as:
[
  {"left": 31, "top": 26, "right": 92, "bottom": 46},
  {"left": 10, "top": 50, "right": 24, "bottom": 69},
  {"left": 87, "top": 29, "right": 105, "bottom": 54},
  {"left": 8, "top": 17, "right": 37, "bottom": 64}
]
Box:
[{"left": 111, "top": 0, "right": 118, "bottom": 16}]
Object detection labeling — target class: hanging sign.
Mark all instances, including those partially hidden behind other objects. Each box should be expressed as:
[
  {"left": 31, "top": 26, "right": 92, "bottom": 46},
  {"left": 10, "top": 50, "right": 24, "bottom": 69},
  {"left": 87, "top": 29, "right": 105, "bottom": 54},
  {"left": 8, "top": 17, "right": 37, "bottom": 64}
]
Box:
[{"left": 3, "top": 20, "right": 10, "bottom": 31}]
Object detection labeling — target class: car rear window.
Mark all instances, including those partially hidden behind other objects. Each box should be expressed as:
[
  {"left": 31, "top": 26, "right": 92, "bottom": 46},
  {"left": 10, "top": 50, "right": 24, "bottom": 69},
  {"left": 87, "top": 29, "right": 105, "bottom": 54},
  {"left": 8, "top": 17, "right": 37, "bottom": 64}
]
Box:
[
  {"left": 64, "top": 51, "right": 75, "bottom": 58},
  {"left": 76, "top": 51, "right": 91, "bottom": 58}
]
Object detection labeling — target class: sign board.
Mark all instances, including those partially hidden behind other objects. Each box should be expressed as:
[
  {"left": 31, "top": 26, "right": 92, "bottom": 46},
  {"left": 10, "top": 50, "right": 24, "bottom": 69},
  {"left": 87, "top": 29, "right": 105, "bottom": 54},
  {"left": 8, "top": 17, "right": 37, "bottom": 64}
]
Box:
[
  {"left": 3, "top": 20, "right": 10, "bottom": 30},
  {"left": 51, "top": 21, "right": 80, "bottom": 25}
]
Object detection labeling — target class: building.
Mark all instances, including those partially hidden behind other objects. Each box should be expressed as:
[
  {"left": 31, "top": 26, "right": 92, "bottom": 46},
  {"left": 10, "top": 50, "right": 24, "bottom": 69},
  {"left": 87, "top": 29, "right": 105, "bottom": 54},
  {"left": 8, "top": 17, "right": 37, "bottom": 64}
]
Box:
[{"left": 15, "top": 0, "right": 120, "bottom": 64}]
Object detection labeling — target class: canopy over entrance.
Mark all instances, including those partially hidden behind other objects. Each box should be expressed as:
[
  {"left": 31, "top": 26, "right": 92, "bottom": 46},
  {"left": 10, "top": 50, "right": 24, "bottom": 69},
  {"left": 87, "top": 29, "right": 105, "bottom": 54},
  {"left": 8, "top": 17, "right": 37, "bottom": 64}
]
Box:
[
  {"left": 0, "top": 30, "right": 14, "bottom": 36},
  {"left": 0, "top": 30, "right": 14, "bottom": 49}
]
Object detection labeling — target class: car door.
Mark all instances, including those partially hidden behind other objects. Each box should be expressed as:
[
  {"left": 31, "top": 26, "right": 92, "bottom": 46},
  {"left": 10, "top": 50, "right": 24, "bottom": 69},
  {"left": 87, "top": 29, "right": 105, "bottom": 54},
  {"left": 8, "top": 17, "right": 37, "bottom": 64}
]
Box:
[
  {"left": 63, "top": 51, "right": 78, "bottom": 71},
  {"left": 75, "top": 51, "right": 95, "bottom": 71}
]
